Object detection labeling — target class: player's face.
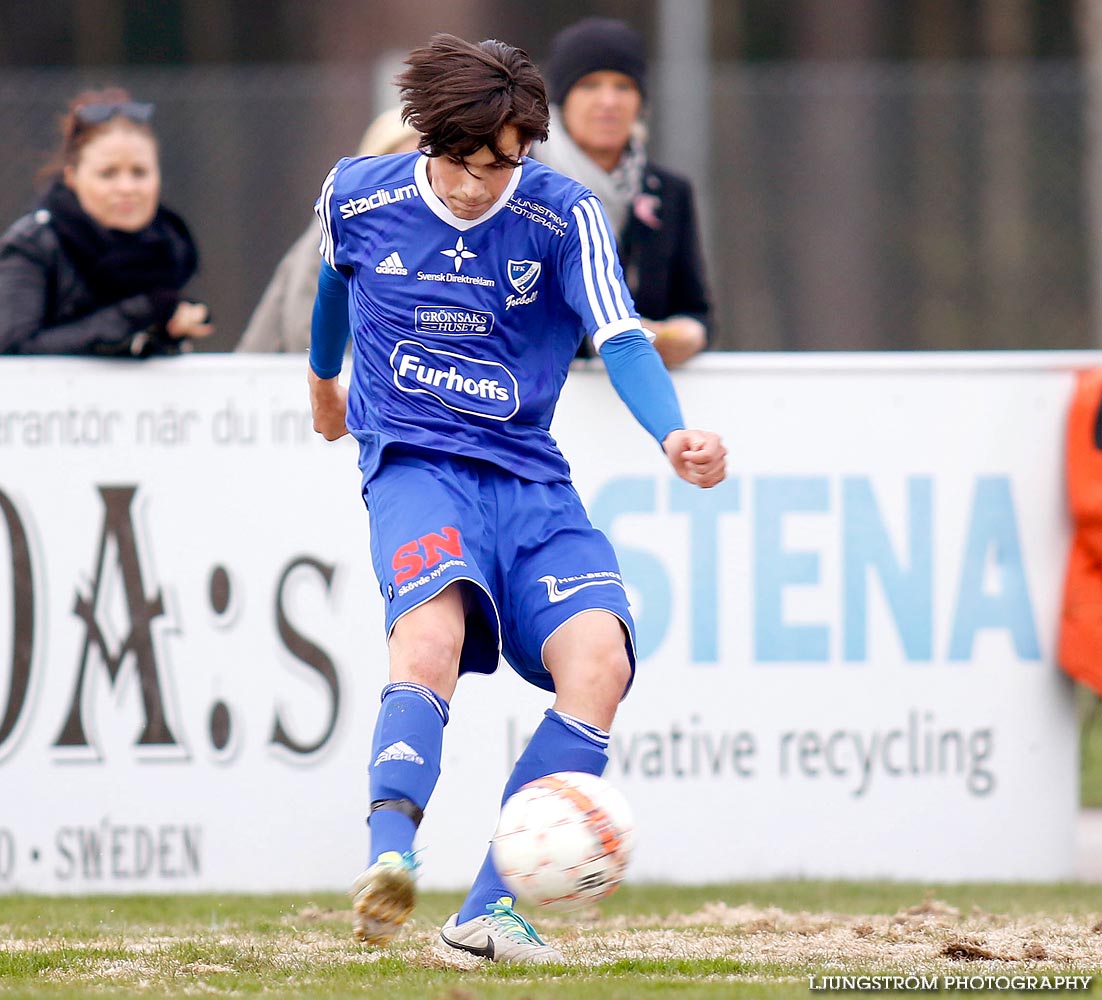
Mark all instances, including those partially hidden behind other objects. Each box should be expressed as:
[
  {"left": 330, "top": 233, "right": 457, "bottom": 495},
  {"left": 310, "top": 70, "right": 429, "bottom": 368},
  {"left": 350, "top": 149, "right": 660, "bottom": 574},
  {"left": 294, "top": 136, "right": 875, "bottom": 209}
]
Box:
[
  {"left": 64, "top": 123, "right": 161, "bottom": 232},
  {"left": 427, "top": 125, "right": 527, "bottom": 221},
  {"left": 561, "top": 71, "right": 642, "bottom": 169}
]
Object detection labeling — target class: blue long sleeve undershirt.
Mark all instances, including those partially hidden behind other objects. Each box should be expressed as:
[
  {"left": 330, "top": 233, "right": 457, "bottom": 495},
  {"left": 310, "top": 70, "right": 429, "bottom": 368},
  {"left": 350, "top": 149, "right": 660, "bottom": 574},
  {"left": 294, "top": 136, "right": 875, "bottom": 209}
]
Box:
[
  {"left": 598, "top": 330, "right": 685, "bottom": 447},
  {"left": 309, "top": 261, "right": 350, "bottom": 379}
]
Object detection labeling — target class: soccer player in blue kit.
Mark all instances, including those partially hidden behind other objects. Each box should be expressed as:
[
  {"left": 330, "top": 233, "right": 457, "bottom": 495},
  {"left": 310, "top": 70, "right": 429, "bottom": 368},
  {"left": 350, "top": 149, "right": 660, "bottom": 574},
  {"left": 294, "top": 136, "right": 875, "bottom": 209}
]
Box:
[{"left": 308, "top": 34, "right": 726, "bottom": 964}]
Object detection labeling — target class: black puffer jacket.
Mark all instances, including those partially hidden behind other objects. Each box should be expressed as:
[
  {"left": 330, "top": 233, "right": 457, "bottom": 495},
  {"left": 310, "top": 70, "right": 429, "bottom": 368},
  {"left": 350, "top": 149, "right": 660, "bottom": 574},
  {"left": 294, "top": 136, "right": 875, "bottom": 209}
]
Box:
[{"left": 0, "top": 187, "right": 199, "bottom": 357}]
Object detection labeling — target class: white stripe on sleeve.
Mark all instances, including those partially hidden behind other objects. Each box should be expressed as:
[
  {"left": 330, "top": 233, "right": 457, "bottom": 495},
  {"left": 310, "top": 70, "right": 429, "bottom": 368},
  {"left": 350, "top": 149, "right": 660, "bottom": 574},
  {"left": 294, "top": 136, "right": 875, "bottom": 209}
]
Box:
[
  {"left": 315, "top": 164, "right": 339, "bottom": 267},
  {"left": 584, "top": 197, "right": 632, "bottom": 321},
  {"left": 571, "top": 201, "right": 608, "bottom": 327},
  {"left": 578, "top": 198, "right": 620, "bottom": 323}
]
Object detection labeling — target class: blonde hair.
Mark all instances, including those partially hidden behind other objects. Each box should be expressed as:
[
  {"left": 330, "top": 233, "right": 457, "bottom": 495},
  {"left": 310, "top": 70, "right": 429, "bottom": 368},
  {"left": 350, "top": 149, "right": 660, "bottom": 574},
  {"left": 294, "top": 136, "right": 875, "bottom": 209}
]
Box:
[{"left": 356, "top": 106, "right": 419, "bottom": 157}]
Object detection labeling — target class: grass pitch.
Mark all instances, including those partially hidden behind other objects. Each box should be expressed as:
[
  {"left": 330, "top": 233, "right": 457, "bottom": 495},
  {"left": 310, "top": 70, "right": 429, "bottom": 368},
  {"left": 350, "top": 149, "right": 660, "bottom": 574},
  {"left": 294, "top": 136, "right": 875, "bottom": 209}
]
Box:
[{"left": 1, "top": 882, "right": 1100, "bottom": 998}]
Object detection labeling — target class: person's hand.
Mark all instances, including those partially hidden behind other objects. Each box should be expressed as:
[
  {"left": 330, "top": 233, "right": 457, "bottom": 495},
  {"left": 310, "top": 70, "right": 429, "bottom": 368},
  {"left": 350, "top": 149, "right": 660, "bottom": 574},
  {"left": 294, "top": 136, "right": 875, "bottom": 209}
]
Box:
[
  {"left": 166, "top": 301, "right": 214, "bottom": 340},
  {"left": 662, "top": 429, "right": 726, "bottom": 488},
  {"left": 646, "top": 316, "right": 706, "bottom": 368},
  {"left": 308, "top": 367, "right": 349, "bottom": 441}
]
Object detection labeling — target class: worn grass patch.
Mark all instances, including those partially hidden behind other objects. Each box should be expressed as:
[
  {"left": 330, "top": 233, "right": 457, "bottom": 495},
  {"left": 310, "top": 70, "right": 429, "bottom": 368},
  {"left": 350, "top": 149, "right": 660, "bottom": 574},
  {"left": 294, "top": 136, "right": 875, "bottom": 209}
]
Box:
[{"left": 0, "top": 883, "right": 1100, "bottom": 998}]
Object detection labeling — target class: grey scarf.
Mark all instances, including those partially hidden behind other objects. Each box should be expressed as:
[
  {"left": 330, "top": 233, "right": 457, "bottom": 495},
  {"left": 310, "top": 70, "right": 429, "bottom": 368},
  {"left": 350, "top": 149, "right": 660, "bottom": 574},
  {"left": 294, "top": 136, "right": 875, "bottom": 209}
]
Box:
[{"left": 535, "top": 106, "right": 647, "bottom": 235}]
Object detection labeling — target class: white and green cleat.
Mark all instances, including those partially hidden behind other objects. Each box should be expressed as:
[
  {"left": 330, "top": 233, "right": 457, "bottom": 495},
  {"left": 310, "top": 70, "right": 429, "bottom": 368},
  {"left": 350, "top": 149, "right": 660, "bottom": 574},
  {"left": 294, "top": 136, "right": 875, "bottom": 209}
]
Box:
[{"left": 440, "top": 896, "right": 564, "bottom": 965}]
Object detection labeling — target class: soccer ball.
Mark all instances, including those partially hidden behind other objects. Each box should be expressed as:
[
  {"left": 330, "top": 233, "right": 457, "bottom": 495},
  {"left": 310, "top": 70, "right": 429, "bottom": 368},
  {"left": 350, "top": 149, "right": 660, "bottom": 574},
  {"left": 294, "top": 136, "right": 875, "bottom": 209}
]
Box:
[{"left": 491, "top": 771, "right": 634, "bottom": 912}]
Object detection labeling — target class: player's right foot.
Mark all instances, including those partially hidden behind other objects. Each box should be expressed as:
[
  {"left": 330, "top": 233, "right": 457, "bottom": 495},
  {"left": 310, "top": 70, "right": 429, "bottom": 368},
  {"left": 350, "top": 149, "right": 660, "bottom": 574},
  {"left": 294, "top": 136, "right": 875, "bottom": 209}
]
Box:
[
  {"left": 439, "top": 896, "right": 564, "bottom": 964},
  {"left": 350, "top": 851, "right": 418, "bottom": 945}
]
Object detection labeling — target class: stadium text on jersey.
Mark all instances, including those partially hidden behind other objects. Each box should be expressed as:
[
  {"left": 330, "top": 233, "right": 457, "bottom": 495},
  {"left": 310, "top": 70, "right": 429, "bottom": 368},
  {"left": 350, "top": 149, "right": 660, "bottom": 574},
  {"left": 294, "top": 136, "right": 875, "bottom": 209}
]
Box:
[{"left": 338, "top": 183, "right": 419, "bottom": 219}]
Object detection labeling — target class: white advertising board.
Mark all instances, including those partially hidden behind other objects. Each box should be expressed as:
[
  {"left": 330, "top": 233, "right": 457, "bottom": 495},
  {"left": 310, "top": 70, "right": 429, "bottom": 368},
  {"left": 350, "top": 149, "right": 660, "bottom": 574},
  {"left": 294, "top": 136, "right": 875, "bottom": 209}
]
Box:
[{"left": 0, "top": 352, "right": 1086, "bottom": 893}]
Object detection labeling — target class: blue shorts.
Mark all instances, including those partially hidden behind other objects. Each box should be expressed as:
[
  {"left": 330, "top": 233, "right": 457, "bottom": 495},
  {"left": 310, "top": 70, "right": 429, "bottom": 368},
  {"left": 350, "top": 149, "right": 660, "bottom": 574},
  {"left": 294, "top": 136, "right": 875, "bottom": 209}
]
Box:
[{"left": 363, "top": 451, "right": 637, "bottom": 693}]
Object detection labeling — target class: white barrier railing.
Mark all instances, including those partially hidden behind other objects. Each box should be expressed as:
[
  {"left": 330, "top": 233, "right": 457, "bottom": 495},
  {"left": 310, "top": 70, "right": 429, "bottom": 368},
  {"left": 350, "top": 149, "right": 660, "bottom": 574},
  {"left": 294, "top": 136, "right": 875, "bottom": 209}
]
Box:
[{"left": 0, "top": 351, "right": 1091, "bottom": 891}]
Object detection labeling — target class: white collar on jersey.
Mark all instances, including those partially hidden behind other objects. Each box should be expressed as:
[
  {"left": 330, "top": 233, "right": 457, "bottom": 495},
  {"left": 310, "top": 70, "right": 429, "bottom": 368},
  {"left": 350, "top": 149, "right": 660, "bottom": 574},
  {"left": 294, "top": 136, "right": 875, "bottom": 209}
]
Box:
[{"left": 414, "top": 153, "right": 523, "bottom": 231}]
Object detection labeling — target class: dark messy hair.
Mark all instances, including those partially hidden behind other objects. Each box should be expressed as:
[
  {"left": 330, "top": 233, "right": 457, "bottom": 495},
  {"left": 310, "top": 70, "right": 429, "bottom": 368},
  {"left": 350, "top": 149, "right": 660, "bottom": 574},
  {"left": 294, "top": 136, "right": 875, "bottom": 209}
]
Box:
[{"left": 397, "top": 34, "right": 550, "bottom": 166}]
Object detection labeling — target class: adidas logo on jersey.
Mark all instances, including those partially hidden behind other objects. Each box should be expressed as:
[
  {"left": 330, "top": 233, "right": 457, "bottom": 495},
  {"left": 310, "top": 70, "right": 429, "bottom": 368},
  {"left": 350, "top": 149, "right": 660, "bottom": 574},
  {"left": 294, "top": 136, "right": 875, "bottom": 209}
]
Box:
[
  {"left": 374, "top": 741, "right": 425, "bottom": 766},
  {"left": 375, "top": 252, "right": 408, "bottom": 276}
]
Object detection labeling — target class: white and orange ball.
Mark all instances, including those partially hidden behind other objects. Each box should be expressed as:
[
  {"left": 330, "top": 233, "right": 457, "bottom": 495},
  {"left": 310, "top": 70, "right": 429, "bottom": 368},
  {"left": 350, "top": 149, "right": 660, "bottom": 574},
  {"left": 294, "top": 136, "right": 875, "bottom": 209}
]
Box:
[{"left": 491, "top": 771, "right": 634, "bottom": 912}]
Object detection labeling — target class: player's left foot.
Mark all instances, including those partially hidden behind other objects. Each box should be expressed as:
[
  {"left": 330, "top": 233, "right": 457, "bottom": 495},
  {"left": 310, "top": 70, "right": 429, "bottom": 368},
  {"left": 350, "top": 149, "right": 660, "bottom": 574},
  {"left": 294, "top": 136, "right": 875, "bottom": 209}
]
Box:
[
  {"left": 439, "top": 896, "right": 564, "bottom": 964},
  {"left": 350, "top": 850, "right": 418, "bottom": 945}
]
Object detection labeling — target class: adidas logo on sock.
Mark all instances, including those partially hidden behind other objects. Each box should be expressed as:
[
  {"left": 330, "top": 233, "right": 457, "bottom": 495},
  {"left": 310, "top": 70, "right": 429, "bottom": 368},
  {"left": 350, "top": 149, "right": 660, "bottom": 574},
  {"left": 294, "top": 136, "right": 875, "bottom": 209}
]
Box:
[
  {"left": 374, "top": 740, "right": 425, "bottom": 765},
  {"left": 375, "top": 251, "right": 408, "bottom": 275}
]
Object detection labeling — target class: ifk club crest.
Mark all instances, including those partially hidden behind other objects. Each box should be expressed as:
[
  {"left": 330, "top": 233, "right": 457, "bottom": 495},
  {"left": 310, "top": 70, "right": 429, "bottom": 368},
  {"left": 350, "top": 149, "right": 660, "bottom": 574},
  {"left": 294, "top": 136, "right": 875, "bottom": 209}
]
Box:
[{"left": 507, "top": 260, "right": 541, "bottom": 295}]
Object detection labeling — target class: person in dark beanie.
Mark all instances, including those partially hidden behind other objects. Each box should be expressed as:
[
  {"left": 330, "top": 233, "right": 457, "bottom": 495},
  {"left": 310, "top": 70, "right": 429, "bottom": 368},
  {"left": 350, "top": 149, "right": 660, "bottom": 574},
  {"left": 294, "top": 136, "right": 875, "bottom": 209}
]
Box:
[
  {"left": 545, "top": 17, "right": 649, "bottom": 107},
  {"left": 537, "top": 17, "right": 711, "bottom": 367}
]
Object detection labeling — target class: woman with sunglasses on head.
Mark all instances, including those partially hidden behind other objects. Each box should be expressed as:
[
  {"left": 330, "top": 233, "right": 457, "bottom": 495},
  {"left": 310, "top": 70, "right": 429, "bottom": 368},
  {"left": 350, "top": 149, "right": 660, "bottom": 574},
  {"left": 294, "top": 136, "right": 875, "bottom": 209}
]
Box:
[{"left": 0, "top": 87, "right": 212, "bottom": 356}]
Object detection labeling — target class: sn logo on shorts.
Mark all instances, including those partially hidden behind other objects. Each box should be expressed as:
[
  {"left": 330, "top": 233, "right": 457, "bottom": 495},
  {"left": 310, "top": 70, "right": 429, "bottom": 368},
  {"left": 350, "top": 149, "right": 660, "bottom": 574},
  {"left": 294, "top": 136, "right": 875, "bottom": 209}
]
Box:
[{"left": 391, "top": 526, "right": 467, "bottom": 595}]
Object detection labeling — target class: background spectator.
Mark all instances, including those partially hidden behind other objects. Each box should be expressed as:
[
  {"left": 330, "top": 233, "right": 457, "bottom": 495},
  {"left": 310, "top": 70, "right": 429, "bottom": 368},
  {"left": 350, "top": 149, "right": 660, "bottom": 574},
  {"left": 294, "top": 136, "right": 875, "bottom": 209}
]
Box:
[
  {"left": 0, "top": 87, "right": 212, "bottom": 357},
  {"left": 235, "top": 106, "right": 419, "bottom": 354},
  {"left": 536, "top": 17, "right": 710, "bottom": 367}
]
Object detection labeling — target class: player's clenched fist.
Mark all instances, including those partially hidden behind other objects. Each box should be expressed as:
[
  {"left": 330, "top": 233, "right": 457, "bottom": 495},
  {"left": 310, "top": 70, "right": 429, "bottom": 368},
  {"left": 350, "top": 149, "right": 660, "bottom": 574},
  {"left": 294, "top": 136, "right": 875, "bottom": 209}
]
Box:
[
  {"left": 662, "top": 429, "right": 727, "bottom": 489},
  {"left": 308, "top": 368, "right": 349, "bottom": 441}
]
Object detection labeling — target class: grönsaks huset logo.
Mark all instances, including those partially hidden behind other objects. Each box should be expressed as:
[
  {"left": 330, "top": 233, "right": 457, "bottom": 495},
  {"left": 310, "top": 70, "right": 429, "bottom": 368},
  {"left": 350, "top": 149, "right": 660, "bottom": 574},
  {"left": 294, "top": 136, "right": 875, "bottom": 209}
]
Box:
[
  {"left": 414, "top": 305, "right": 495, "bottom": 336},
  {"left": 390, "top": 340, "right": 520, "bottom": 420}
]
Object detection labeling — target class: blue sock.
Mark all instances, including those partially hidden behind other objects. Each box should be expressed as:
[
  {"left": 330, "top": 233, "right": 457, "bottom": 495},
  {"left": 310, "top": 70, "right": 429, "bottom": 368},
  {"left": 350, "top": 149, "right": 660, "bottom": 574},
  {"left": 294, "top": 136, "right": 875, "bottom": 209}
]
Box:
[
  {"left": 368, "top": 681, "right": 449, "bottom": 864},
  {"left": 457, "top": 708, "right": 609, "bottom": 922}
]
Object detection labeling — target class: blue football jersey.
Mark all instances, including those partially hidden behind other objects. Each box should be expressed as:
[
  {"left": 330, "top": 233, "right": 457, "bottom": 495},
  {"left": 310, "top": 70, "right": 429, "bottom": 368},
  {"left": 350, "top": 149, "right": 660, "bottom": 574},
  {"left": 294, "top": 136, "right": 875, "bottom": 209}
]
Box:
[{"left": 315, "top": 150, "right": 643, "bottom": 484}]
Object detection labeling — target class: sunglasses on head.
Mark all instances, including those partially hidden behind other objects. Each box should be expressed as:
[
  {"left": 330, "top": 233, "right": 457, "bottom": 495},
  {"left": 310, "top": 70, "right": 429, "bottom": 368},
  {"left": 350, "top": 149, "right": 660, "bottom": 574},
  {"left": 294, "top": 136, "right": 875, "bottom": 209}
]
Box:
[{"left": 73, "top": 101, "right": 155, "bottom": 126}]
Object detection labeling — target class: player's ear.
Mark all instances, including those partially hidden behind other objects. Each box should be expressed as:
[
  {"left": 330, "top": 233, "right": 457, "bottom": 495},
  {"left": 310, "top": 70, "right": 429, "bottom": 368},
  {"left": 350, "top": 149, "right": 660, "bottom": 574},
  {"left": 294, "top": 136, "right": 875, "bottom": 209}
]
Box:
[{"left": 520, "top": 142, "right": 531, "bottom": 158}]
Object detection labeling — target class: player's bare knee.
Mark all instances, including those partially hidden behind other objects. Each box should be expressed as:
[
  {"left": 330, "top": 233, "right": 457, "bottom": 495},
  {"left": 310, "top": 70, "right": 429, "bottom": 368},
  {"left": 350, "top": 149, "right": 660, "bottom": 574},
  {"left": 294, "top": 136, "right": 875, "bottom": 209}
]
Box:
[
  {"left": 565, "top": 647, "right": 631, "bottom": 713},
  {"left": 599, "top": 646, "right": 633, "bottom": 698},
  {"left": 389, "top": 622, "right": 463, "bottom": 692},
  {"left": 588, "top": 623, "right": 631, "bottom": 677}
]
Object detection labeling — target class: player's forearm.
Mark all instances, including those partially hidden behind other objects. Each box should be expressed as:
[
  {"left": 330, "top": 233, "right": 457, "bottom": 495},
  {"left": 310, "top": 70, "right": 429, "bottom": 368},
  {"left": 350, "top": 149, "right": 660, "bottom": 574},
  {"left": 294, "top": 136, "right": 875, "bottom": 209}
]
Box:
[
  {"left": 308, "top": 367, "right": 349, "bottom": 441},
  {"left": 309, "top": 262, "right": 350, "bottom": 378},
  {"left": 598, "top": 330, "right": 685, "bottom": 446}
]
